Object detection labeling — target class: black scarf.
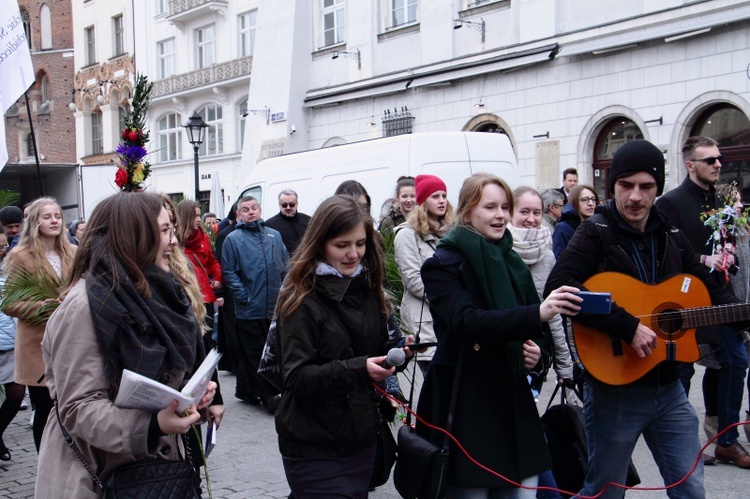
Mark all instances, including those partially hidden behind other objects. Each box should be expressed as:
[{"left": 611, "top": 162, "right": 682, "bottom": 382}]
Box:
[{"left": 87, "top": 256, "right": 203, "bottom": 388}]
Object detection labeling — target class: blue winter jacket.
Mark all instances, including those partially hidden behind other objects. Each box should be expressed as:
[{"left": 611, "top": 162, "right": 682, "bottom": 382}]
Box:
[
  {"left": 552, "top": 203, "right": 581, "bottom": 259},
  {"left": 221, "top": 219, "right": 289, "bottom": 320},
  {"left": 0, "top": 273, "right": 17, "bottom": 351}
]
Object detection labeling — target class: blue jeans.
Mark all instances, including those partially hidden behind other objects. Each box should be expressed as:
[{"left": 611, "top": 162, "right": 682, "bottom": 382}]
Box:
[
  {"left": 579, "top": 381, "right": 704, "bottom": 499},
  {"left": 714, "top": 326, "right": 749, "bottom": 446}
]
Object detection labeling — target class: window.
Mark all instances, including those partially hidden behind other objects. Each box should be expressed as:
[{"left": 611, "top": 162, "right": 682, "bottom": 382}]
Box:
[
  {"left": 157, "top": 38, "right": 175, "bottom": 79},
  {"left": 391, "top": 0, "right": 417, "bottom": 27},
  {"left": 85, "top": 26, "right": 96, "bottom": 65},
  {"left": 322, "top": 0, "right": 345, "bottom": 47},
  {"left": 22, "top": 11, "right": 31, "bottom": 49},
  {"left": 196, "top": 25, "right": 215, "bottom": 69},
  {"left": 26, "top": 133, "right": 35, "bottom": 157},
  {"left": 40, "top": 4, "right": 52, "bottom": 49},
  {"left": 592, "top": 118, "right": 644, "bottom": 200},
  {"left": 692, "top": 104, "right": 750, "bottom": 203},
  {"left": 40, "top": 74, "right": 49, "bottom": 102},
  {"left": 118, "top": 106, "right": 127, "bottom": 138},
  {"left": 239, "top": 11, "right": 257, "bottom": 57},
  {"left": 158, "top": 113, "right": 183, "bottom": 162},
  {"left": 238, "top": 99, "right": 248, "bottom": 150},
  {"left": 197, "top": 104, "right": 223, "bottom": 157},
  {"left": 156, "top": 0, "right": 167, "bottom": 15},
  {"left": 113, "top": 15, "right": 125, "bottom": 56},
  {"left": 91, "top": 111, "right": 103, "bottom": 155}
]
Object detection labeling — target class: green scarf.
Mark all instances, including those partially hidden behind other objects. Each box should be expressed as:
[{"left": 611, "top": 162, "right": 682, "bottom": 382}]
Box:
[{"left": 439, "top": 224, "right": 540, "bottom": 380}]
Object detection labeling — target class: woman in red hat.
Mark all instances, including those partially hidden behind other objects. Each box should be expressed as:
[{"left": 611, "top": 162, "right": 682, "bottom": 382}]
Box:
[{"left": 394, "top": 174, "right": 454, "bottom": 373}]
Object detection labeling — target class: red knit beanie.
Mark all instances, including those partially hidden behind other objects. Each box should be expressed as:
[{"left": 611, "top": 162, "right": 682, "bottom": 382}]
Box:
[{"left": 415, "top": 175, "right": 447, "bottom": 205}]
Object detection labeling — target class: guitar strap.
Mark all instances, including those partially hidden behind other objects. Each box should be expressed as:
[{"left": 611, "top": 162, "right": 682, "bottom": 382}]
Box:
[{"left": 589, "top": 214, "right": 612, "bottom": 274}]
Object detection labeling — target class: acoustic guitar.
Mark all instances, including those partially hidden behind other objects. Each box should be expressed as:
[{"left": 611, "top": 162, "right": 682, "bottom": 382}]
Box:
[{"left": 572, "top": 272, "right": 748, "bottom": 386}]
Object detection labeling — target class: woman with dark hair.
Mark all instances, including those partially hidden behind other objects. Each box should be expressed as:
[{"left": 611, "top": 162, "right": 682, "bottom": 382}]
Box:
[
  {"left": 274, "top": 195, "right": 411, "bottom": 497},
  {"left": 176, "top": 200, "right": 223, "bottom": 351},
  {"left": 335, "top": 180, "right": 372, "bottom": 214},
  {"left": 35, "top": 192, "right": 216, "bottom": 497},
  {"left": 3, "top": 197, "right": 76, "bottom": 451},
  {"left": 419, "top": 173, "right": 580, "bottom": 497},
  {"left": 552, "top": 184, "right": 599, "bottom": 258}
]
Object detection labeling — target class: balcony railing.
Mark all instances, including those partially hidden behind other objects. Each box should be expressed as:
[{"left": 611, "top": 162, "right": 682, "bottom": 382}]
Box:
[
  {"left": 152, "top": 57, "right": 252, "bottom": 98},
  {"left": 168, "top": 0, "right": 228, "bottom": 23}
]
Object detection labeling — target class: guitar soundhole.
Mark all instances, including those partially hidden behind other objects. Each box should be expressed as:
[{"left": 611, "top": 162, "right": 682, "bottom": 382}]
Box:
[{"left": 654, "top": 302, "right": 684, "bottom": 338}]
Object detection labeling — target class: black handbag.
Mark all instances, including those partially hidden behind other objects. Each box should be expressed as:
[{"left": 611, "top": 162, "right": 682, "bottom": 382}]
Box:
[
  {"left": 102, "top": 458, "right": 197, "bottom": 499},
  {"left": 541, "top": 383, "right": 640, "bottom": 498},
  {"left": 55, "top": 404, "right": 199, "bottom": 498},
  {"left": 258, "top": 312, "right": 284, "bottom": 392},
  {"left": 370, "top": 413, "right": 398, "bottom": 488},
  {"left": 393, "top": 326, "right": 464, "bottom": 499}
]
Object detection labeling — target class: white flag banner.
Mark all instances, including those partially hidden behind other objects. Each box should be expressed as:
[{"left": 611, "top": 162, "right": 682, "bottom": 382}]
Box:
[{"left": 0, "top": 1, "right": 35, "bottom": 169}]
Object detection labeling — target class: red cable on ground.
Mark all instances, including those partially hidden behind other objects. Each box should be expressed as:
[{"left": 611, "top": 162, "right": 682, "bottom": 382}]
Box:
[{"left": 374, "top": 381, "right": 749, "bottom": 497}]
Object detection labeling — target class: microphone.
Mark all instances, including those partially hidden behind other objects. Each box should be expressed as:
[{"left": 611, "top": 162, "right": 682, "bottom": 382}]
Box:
[{"left": 382, "top": 347, "right": 406, "bottom": 368}]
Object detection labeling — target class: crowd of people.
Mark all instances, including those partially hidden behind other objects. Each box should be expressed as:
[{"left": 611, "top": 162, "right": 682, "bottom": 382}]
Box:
[{"left": 0, "top": 135, "right": 749, "bottom": 498}]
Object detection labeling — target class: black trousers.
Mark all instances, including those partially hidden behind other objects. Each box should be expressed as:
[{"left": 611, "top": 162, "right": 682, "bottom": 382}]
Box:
[{"left": 235, "top": 318, "right": 278, "bottom": 400}]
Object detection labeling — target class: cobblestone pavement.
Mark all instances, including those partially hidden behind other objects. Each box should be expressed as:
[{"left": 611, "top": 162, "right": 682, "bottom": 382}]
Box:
[{"left": 1, "top": 365, "right": 749, "bottom": 498}]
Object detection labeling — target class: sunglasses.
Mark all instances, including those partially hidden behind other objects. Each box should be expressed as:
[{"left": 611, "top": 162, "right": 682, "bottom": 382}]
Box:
[
  {"left": 690, "top": 155, "right": 722, "bottom": 165},
  {"left": 280, "top": 202, "right": 296, "bottom": 208}
]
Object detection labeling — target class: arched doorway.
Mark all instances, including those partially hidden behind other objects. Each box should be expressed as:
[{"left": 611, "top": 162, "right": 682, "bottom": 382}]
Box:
[
  {"left": 462, "top": 113, "right": 517, "bottom": 153},
  {"left": 592, "top": 118, "right": 644, "bottom": 200},
  {"left": 689, "top": 104, "right": 750, "bottom": 201}
]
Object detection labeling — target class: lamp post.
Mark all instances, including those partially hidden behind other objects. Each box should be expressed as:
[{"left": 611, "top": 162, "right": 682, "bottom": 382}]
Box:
[{"left": 183, "top": 112, "right": 209, "bottom": 203}]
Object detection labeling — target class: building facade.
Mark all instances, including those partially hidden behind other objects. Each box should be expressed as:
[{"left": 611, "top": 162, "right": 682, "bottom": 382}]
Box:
[
  {"left": 240, "top": 0, "right": 750, "bottom": 205},
  {"left": 2, "top": 0, "right": 78, "bottom": 215},
  {"left": 132, "top": 0, "right": 256, "bottom": 214}
]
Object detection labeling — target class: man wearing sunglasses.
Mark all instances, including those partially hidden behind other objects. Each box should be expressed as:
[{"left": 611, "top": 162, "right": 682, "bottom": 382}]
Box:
[
  {"left": 265, "top": 188, "right": 311, "bottom": 256},
  {"left": 657, "top": 136, "right": 750, "bottom": 469}
]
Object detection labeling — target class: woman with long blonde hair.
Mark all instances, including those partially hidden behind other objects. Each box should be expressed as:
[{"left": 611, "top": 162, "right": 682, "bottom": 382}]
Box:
[{"left": 2, "top": 197, "right": 75, "bottom": 451}]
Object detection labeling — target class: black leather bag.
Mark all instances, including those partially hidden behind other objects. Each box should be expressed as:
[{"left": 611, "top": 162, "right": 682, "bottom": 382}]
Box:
[
  {"left": 393, "top": 424, "right": 448, "bottom": 499},
  {"left": 102, "top": 458, "right": 199, "bottom": 499},
  {"left": 369, "top": 416, "right": 398, "bottom": 488}
]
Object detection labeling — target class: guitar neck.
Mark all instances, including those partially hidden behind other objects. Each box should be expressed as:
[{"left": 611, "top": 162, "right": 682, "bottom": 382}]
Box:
[{"left": 682, "top": 302, "right": 750, "bottom": 328}]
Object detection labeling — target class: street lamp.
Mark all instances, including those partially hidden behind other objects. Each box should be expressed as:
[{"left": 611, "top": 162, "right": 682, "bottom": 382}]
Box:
[{"left": 183, "top": 111, "right": 209, "bottom": 202}]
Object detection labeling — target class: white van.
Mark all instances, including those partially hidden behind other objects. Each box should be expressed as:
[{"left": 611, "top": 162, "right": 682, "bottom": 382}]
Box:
[{"left": 238, "top": 132, "right": 519, "bottom": 219}]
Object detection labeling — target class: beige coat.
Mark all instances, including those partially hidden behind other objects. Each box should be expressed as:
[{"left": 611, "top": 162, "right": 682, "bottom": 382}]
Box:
[
  {"left": 36, "top": 280, "right": 185, "bottom": 498},
  {"left": 394, "top": 224, "right": 438, "bottom": 360},
  {"left": 3, "top": 248, "right": 71, "bottom": 386}
]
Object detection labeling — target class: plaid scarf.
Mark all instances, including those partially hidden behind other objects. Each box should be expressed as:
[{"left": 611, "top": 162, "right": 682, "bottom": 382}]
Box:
[
  {"left": 506, "top": 224, "right": 552, "bottom": 266},
  {"left": 87, "top": 256, "right": 203, "bottom": 389}
]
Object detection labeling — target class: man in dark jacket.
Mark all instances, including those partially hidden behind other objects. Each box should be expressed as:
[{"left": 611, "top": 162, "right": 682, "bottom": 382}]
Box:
[
  {"left": 264, "top": 189, "right": 311, "bottom": 256},
  {"left": 656, "top": 135, "right": 750, "bottom": 468},
  {"left": 555, "top": 167, "right": 577, "bottom": 205},
  {"left": 545, "top": 140, "right": 743, "bottom": 497},
  {"left": 222, "top": 196, "right": 289, "bottom": 412}
]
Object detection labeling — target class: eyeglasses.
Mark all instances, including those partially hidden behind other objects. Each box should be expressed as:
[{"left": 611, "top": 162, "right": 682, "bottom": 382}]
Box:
[
  {"left": 0, "top": 244, "right": 8, "bottom": 250},
  {"left": 553, "top": 204, "right": 565, "bottom": 208},
  {"left": 579, "top": 197, "right": 597, "bottom": 204},
  {"left": 280, "top": 202, "right": 296, "bottom": 208},
  {"left": 161, "top": 225, "right": 176, "bottom": 238},
  {"left": 690, "top": 155, "right": 722, "bottom": 165}
]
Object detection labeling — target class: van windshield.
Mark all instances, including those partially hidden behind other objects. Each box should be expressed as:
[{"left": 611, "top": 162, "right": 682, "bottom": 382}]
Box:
[{"left": 240, "top": 186, "right": 262, "bottom": 207}]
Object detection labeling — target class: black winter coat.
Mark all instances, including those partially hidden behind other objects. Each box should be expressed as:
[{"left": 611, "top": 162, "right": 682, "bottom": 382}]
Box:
[
  {"left": 275, "top": 273, "right": 388, "bottom": 458},
  {"left": 418, "top": 247, "right": 551, "bottom": 489},
  {"left": 544, "top": 200, "right": 739, "bottom": 386}
]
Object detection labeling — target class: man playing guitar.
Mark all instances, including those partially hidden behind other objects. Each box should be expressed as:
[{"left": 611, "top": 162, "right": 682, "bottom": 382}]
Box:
[{"left": 545, "top": 139, "right": 742, "bottom": 498}]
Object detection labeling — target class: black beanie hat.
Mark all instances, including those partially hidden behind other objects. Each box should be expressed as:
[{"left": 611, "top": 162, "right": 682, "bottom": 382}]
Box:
[
  {"left": 0, "top": 206, "right": 23, "bottom": 225},
  {"left": 608, "top": 140, "right": 665, "bottom": 195}
]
